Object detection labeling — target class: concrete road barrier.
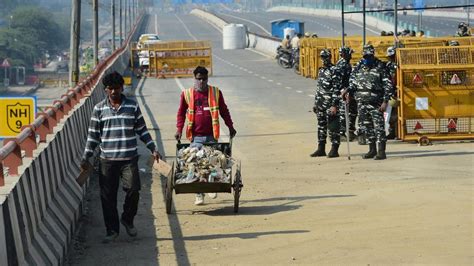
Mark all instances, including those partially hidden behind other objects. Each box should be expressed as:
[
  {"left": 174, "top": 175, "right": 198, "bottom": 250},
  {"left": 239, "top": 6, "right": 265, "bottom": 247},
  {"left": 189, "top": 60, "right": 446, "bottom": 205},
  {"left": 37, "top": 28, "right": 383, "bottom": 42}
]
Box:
[{"left": 191, "top": 9, "right": 281, "bottom": 58}]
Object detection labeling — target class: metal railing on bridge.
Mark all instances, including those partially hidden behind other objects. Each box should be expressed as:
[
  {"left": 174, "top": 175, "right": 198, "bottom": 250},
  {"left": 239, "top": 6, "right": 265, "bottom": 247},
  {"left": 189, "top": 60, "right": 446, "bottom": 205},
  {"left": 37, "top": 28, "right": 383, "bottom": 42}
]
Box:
[{"left": 0, "top": 13, "right": 146, "bottom": 266}]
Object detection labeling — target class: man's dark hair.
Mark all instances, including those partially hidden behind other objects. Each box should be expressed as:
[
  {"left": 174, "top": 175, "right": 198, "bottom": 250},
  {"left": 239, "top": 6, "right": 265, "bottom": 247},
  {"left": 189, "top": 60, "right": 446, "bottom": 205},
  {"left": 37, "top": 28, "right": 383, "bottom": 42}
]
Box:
[
  {"left": 193, "top": 66, "right": 208, "bottom": 76},
  {"left": 102, "top": 71, "right": 124, "bottom": 88}
]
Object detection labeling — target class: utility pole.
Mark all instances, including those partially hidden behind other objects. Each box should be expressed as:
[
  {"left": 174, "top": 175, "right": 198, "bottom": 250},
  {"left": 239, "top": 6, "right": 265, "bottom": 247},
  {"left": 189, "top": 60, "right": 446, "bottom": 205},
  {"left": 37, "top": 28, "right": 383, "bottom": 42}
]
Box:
[
  {"left": 363, "top": 0, "right": 366, "bottom": 45},
  {"left": 129, "top": 0, "right": 132, "bottom": 31},
  {"left": 468, "top": 0, "right": 471, "bottom": 25},
  {"left": 418, "top": 12, "right": 422, "bottom": 31},
  {"left": 394, "top": 0, "right": 398, "bottom": 43},
  {"left": 120, "top": 0, "right": 123, "bottom": 46},
  {"left": 69, "top": 0, "right": 81, "bottom": 87},
  {"left": 111, "top": 0, "right": 116, "bottom": 50},
  {"left": 132, "top": 0, "right": 135, "bottom": 24},
  {"left": 341, "top": 0, "right": 345, "bottom": 46},
  {"left": 124, "top": 0, "right": 128, "bottom": 38},
  {"left": 93, "top": 0, "right": 98, "bottom": 66}
]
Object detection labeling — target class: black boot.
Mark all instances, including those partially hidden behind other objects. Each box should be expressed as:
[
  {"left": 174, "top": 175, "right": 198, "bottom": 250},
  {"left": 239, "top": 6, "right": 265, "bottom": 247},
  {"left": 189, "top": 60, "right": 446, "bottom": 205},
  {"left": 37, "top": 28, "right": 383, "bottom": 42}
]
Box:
[
  {"left": 340, "top": 134, "right": 347, "bottom": 142},
  {"left": 374, "top": 142, "right": 387, "bottom": 160},
  {"left": 310, "top": 142, "right": 326, "bottom": 157},
  {"left": 358, "top": 133, "right": 367, "bottom": 145},
  {"left": 327, "top": 144, "right": 339, "bottom": 158},
  {"left": 362, "top": 143, "right": 377, "bottom": 159},
  {"left": 348, "top": 131, "right": 357, "bottom": 141}
]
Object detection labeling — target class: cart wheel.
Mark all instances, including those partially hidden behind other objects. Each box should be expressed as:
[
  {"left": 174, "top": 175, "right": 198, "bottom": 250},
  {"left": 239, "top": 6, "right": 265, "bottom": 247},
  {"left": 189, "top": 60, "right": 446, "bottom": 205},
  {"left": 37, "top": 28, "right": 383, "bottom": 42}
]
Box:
[
  {"left": 233, "top": 162, "right": 243, "bottom": 213},
  {"left": 165, "top": 162, "right": 174, "bottom": 214},
  {"left": 418, "top": 136, "right": 431, "bottom": 146}
]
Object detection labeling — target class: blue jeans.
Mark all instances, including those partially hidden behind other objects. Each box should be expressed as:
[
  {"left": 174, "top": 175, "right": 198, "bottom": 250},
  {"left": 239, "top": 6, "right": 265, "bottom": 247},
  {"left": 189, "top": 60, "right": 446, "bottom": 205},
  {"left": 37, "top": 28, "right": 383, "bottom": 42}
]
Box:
[{"left": 192, "top": 135, "right": 217, "bottom": 144}]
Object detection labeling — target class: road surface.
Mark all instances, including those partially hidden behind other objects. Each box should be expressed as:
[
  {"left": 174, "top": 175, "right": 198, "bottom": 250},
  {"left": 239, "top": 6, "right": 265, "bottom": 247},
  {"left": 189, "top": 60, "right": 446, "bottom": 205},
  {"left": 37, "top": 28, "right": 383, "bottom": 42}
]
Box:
[{"left": 66, "top": 11, "right": 473, "bottom": 265}]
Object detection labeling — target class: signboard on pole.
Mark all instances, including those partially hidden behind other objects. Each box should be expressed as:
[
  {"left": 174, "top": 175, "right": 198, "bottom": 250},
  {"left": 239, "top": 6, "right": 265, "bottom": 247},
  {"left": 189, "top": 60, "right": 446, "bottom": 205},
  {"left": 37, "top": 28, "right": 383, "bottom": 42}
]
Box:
[
  {"left": 1, "top": 59, "right": 11, "bottom": 68},
  {"left": 0, "top": 96, "right": 37, "bottom": 138}
]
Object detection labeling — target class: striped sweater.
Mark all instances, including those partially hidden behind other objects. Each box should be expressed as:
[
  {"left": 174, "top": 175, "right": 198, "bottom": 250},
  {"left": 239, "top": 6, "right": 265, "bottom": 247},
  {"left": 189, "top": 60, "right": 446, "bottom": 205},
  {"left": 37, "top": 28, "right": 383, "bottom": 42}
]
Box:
[{"left": 82, "top": 95, "right": 156, "bottom": 161}]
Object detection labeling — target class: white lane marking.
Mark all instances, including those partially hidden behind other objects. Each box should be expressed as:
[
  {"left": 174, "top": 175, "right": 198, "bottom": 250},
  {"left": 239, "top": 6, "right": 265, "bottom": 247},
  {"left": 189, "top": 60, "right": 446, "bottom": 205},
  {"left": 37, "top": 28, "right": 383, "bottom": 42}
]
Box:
[
  {"left": 268, "top": 79, "right": 274, "bottom": 82},
  {"left": 245, "top": 48, "right": 273, "bottom": 59},
  {"left": 175, "top": 14, "right": 197, "bottom": 41},
  {"left": 286, "top": 86, "right": 292, "bottom": 89},
  {"left": 254, "top": 73, "right": 260, "bottom": 76},
  {"left": 260, "top": 76, "right": 266, "bottom": 79},
  {"left": 296, "top": 90, "right": 303, "bottom": 93},
  {"left": 219, "top": 13, "right": 271, "bottom": 35},
  {"left": 308, "top": 94, "right": 315, "bottom": 98},
  {"left": 248, "top": 71, "right": 253, "bottom": 74},
  {"left": 175, "top": 77, "right": 186, "bottom": 91},
  {"left": 344, "top": 20, "right": 380, "bottom": 34},
  {"left": 277, "top": 82, "right": 282, "bottom": 85}
]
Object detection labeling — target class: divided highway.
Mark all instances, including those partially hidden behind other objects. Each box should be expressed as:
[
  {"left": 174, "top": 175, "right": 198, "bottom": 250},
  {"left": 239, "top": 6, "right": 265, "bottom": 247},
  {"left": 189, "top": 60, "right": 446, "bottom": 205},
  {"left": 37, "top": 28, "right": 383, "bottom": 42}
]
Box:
[
  {"left": 218, "top": 10, "right": 461, "bottom": 37},
  {"left": 67, "top": 11, "right": 473, "bottom": 265}
]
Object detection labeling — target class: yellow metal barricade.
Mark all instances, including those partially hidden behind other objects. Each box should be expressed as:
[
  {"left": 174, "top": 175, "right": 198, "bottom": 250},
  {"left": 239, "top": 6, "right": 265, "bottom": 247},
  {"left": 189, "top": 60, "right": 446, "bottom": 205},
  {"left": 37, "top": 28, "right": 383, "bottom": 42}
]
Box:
[
  {"left": 397, "top": 46, "right": 474, "bottom": 142},
  {"left": 131, "top": 40, "right": 213, "bottom": 78}
]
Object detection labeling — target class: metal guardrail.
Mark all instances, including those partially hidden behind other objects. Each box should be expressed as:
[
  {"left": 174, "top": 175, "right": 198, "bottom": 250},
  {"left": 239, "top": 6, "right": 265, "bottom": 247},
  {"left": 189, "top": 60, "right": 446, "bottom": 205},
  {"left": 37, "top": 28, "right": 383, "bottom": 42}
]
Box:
[{"left": 0, "top": 15, "right": 145, "bottom": 187}]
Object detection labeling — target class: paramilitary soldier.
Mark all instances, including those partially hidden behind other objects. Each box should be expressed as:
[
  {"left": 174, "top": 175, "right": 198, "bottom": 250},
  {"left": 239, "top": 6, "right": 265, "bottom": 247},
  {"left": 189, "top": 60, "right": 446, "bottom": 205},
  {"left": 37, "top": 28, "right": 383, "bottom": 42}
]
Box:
[
  {"left": 335, "top": 46, "right": 357, "bottom": 141},
  {"left": 345, "top": 44, "right": 393, "bottom": 160},
  {"left": 385, "top": 46, "right": 398, "bottom": 139},
  {"left": 310, "top": 49, "right": 342, "bottom": 158}
]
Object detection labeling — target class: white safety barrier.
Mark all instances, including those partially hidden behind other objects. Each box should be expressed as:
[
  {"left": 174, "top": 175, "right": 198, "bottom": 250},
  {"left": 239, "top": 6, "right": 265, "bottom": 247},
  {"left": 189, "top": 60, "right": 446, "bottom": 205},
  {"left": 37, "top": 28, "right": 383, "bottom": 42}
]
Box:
[
  {"left": 191, "top": 9, "right": 281, "bottom": 57},
  {"left": 0, "top": 15, "right": 146, "bottom": 266}
]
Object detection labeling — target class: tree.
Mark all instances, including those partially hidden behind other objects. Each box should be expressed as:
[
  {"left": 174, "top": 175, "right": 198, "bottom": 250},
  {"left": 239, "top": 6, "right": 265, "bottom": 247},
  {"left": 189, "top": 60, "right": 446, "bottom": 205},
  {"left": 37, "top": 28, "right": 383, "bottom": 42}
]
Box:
[
  {"left": 0, "top": 6, "right": 69, "bottom": 70},
  {"left": 11, "top": 6, "right": 69, "bottom": 56}
]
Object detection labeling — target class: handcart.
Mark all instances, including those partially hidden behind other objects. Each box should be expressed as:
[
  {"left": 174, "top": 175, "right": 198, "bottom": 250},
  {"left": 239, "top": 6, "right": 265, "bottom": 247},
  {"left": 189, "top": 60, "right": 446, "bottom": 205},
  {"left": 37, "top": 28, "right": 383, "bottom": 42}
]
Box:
[{"left": 165, "top": 140, "right": 243, "bottom": 214}]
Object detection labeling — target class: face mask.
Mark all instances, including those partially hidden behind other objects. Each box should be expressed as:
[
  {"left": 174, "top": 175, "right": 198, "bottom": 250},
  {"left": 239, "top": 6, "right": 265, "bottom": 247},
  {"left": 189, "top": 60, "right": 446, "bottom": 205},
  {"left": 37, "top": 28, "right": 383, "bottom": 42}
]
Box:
[
  {"left": 194, "top": 78, "right": 208, "bottom": 91},
  {"left": 362, "top": 56, "right": 374, "bottom": 66},
  {"left": 322, "top": 58, "right": 331, "bottom": 66}
]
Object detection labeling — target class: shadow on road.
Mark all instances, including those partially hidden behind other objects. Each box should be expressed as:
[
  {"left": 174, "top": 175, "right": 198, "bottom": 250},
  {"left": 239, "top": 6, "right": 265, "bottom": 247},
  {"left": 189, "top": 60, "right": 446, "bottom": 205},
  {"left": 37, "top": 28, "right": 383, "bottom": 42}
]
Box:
[
  {"left": 199, "top": 195, "right": 355, "bottom": 216},
  {"left": 137, "top": 76, "right": 190, "bottom": 266},
  {"left": 389, "top": 151, "right": 474, "bottom": 158},
  {"left": 158, "top": 229, "right": 310, "bottom": 241}
]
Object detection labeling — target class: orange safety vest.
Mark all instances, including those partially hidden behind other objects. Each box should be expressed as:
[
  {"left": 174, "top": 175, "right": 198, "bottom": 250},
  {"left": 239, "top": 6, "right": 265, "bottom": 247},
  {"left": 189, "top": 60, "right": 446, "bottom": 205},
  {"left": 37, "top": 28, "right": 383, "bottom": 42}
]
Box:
[{"left": 183, "top": 86, "right": 220, "bottom": 140}]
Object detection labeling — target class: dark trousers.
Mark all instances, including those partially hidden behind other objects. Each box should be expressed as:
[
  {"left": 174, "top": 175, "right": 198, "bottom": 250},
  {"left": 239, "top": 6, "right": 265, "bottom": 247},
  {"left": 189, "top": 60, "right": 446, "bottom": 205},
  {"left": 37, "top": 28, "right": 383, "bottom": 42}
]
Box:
[{"left": 99, "top": 157, "right": 141, "bottom": 234}]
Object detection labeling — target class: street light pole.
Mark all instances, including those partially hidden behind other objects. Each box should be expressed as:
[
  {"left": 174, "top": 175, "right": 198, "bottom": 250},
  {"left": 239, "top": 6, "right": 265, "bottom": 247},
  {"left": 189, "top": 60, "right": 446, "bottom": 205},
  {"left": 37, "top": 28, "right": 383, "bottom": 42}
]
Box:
[
  {"left": 363, "top": 0, "right": 366, "bottom": 45},
  {"left": 93, "top": 0, "right": 98, "bottom": 66},
  {"left": 132, "top": 0, "right": 135, "bottom": 24},
  {"left": 124, "top": 0, "right": 128, "bottom": 38},
  {"left": 468, "top": 0, "right": 471, "bottom": 25},
  {"left": 341, "top": 0, "right": 345, "bottom": 46},
  {"left": 394, "top": 0, "right": 398, "bottom": 43},
  {"left": 120, "top": 0, "right": 123, "bottom": 47},
  {"left": 69, "top": 0, "right": 81, "bottom": 87},
  {"left": 111, "top": 0, "right": 116, "bottom": 50}
]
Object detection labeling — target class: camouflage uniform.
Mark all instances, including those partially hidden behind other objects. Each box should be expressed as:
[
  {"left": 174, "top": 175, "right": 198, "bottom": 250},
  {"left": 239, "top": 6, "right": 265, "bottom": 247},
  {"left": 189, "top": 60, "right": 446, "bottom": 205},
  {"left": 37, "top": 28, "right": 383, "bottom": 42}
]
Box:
[
  {"left": 310, "top": 49, "right": 341, "bottom": 158},
  {"left": 348, "top": 45, "right": 393, "bottom": 159},
  {"left": 385, "top": 59, "right": 398, "bottom": 138},
  {"left": 335, "top": 53, "right": 357, "bottom": 140}
]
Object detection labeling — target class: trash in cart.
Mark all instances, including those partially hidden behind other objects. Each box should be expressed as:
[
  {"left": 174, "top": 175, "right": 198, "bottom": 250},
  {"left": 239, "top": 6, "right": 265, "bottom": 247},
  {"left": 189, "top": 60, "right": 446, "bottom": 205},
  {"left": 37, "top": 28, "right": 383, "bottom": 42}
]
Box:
[{"left": 175, "top": 143, "right": 234, "bottom": 184}]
